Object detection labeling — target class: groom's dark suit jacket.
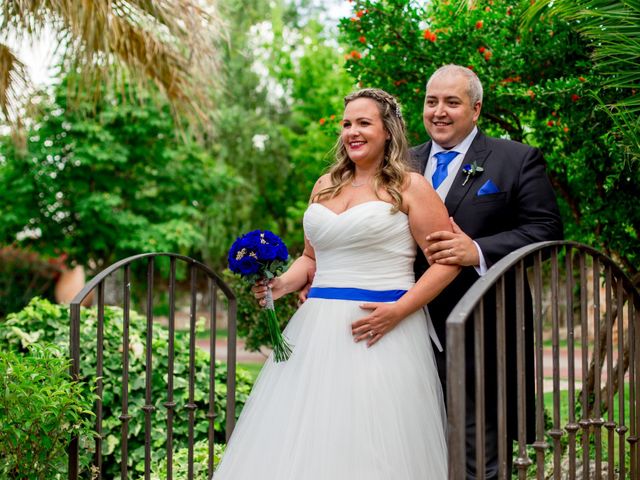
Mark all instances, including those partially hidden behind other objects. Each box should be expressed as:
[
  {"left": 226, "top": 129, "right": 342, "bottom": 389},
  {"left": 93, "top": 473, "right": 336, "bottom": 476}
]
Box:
[{"left": 411, "top": 130, "right": 563, "bottom": 440}]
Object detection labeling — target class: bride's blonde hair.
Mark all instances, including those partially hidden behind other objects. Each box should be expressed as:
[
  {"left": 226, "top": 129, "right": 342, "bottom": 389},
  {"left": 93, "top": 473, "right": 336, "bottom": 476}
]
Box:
[{"left": 313, "top": 88, "right": 409, "bottom": 211}]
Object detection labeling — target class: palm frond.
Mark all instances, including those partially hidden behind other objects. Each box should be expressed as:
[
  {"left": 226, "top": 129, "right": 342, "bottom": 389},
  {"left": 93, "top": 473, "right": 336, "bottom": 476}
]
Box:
[
  {"left": 0, "top": 43, "right": 34, "bottom": 148},
  {"left": 0, "top": 0, "right": 225, "bottom": 133},
  {"left": 0, "top": 43, "right": 30, "bottom": 124},
  {"left": 524, "top": 0, "right": 640, "bottom": 163},
  {"left": 594, "top": 94, "right": 640, "bottom": 165}
]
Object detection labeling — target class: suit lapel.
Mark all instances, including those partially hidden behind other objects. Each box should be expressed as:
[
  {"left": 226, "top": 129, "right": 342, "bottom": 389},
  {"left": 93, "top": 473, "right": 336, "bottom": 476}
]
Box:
[
  {"left": 444, "top": 132, "right": 491, "bottom": 217},
  {"left": 412, "top": 141, "right": 432, "bottom": 174}
]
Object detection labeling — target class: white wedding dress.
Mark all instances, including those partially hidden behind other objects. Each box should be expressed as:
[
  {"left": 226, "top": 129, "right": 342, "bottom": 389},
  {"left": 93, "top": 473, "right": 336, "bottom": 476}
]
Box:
[{"left": 214, "top": 201, "right": 448, "bottom": 479}]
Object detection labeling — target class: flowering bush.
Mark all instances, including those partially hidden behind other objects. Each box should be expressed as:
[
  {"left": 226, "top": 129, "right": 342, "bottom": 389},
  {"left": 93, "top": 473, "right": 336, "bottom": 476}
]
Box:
[{"left": 339, "top": 0, "right": 639, "bottom": 277}]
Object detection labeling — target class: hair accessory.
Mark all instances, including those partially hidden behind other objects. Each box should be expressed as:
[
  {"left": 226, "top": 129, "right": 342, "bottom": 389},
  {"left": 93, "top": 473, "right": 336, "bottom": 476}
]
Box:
[{"left": 393, "top": 104, "right": 402, "bottom": 119}]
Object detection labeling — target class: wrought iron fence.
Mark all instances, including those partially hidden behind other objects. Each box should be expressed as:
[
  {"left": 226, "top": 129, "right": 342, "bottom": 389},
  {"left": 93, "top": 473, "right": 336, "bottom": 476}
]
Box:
[
  {"left": 67, "top": 253, "right": 237, "bottom": 480},
  {"left": 446, "top": 241, "right": 640, "bottom": 479}
]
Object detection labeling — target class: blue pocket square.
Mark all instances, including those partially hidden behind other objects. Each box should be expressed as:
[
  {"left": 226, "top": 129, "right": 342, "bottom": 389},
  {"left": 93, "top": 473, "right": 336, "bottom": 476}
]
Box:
[{"left": 477, "top": 179, "right": 500, "bottom": 196}]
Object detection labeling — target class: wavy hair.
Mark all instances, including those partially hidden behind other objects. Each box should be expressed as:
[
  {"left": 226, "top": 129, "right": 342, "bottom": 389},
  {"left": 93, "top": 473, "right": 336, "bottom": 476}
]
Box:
[{"left": 313, "top": 88, "right": 410, "bottom": 211}]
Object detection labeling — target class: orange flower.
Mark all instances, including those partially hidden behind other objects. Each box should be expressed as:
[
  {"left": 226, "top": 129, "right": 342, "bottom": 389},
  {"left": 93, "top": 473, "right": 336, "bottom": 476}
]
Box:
[
  {"left": 527, "top": 89, "right": 535, "bottom": 99},
  {"left": 578, "top": 76, "right": 586, "bottom": 82},
  {"left": 484, "top": 50, "right": 492, "bottom": 61},
  {"left": 359, "top": 35, "right": 366, "bottom": 43},
  {"left": 350, "top": 50, "right": 362, "bottom": 60},
  {"left": 319, "top": 118, "right": 326, "bottom": 125},
  {"left": 356, "top": 10, "right": 365, "bottom": 18},
  {"left": 571, "top": 94, "right": 580, "bottom": 102},
  {"left": 547, "top": 120, "right": 554, "bottom": 127},
  {"left": 475, "top": 20, "right": 483, "bottom": 30},
  {"left": 485, "top": 6, "right": 491, "bottom": 12},
  {"left": 478, "top": 46, "right": 486, "bottom": 53},
  {"left": 467, "top": 65, "right": 474, "bottom": 71},
  {"left": 423, "top": 29, "right": 437, "bottom": 42},
  {"left": 330, "top": 114, "right": 336, "bottom": 120},
  {"left": 564, "top": 127, "right": 569, "bottom": 132}
]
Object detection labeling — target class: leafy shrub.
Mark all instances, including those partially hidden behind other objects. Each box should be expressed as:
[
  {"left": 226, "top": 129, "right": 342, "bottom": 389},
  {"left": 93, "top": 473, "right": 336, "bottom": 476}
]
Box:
[
  {"left": 150, "top": 440, "right": 225, "bottom": 480},
  {"left": 0, "top": 343, "right": 95, "bottom": 479},
  {"left": 0, "top": 297, "right": 253, "bottom": 477},
  {"left": 0, "top": 247, "right": 61, "bottom": 319}
]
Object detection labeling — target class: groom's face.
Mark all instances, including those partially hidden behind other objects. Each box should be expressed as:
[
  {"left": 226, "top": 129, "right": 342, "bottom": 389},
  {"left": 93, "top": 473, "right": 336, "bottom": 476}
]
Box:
[{"left": 423, "top": 73, "right": 481, "bottom": 149}]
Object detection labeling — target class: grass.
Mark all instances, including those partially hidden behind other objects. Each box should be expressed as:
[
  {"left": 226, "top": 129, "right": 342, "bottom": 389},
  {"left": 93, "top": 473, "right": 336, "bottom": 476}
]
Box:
[
  {"left": 195, "top": 328, "right": 227, "bottom": 340},
  {"left": 238, "top": 362, "right": 264, "bottom": 380},
  {"left": 540, "top": 382, "right": 632, "bottom": 475},
  {"left": 543, "top": 382, "right": 631, "bottom": 426}
]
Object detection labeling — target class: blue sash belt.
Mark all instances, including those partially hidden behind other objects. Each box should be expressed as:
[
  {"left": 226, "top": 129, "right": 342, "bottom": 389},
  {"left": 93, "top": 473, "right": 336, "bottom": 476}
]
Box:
[{"left": 307, "top": 287, "right": 407, "bottom": 302}]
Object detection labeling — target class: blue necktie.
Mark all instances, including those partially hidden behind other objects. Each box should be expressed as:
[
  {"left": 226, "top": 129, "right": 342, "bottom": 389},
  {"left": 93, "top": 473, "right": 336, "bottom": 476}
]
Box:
[{"left": 431, "top": 150, "right": 460, "bottom": 189}]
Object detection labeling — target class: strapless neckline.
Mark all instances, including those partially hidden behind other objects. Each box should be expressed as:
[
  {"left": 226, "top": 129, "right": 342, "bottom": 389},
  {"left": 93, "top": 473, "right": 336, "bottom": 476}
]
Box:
[{"left": 309, "top": 200, "right": 402, "bottom": 217}]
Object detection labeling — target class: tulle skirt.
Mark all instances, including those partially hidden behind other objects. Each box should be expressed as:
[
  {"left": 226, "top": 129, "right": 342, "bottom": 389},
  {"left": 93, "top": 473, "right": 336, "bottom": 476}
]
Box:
[{"left": 213, "top": 298, "right": 448, "bottom": 479}]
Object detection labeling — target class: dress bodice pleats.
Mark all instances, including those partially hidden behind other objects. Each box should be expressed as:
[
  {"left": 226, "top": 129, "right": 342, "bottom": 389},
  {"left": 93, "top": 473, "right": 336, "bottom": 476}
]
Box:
[{"left": 304, "top": 201, "right": 416, "bottom": 290}]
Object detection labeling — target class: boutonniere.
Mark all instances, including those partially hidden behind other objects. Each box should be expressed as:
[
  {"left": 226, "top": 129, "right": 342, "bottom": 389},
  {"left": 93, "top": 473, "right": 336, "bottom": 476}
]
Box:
[{"left": 461, "top": 161, "right": 484, "bottom": 186}]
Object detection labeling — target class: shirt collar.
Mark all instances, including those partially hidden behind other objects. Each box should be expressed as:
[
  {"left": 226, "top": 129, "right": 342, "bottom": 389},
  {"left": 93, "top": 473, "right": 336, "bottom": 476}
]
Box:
[{"left": 430, "top": 126, "right": 478, "bottom": 157}]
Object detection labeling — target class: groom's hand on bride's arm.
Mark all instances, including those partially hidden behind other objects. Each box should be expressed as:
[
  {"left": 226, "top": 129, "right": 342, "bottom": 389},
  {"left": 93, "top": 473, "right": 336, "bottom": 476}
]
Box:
[
  {"left": 351, "top": 303, "right": 402, "bottom": 347},
  {"left": 425, "top": 217, "right": 479, "bottom": 267}
]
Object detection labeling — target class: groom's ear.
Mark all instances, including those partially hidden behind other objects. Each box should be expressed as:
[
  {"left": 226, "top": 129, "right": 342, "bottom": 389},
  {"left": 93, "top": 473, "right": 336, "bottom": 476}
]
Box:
[{"left": 472, "top": 101, "right": 482, "bottom": 122}]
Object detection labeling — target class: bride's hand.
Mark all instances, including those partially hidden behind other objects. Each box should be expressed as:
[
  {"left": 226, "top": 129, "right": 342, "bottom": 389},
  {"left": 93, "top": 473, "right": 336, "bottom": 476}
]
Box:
[
  {"left": 351, "top": 303, "right": 403, "bottom": 347},
  {"left": 251, "top": 278, "right": 286, "bottom": 306}
]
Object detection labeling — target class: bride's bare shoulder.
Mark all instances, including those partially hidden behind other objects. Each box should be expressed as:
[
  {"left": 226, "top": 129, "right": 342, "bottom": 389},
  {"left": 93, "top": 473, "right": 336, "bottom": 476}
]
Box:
[
  {"left": 310, "top": 173, "right": 333, "bottom": 200},
  {"left": 403, "top": 172, "right": 432, "bottom": 195},
  {"left": 315, "top": 173, "right": 332, "bottom": 188}
]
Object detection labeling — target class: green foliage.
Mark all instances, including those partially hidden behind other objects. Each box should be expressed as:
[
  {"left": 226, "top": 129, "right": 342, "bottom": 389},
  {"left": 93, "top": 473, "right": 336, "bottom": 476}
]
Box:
[
  {"left": 0, "top": 343, "right": 95, "bottom": 479},
  {"left": 339, "top": 0, "right": 639, "bottom": 277},
  {"left": 0, "top": 1, "right": 354, "bottom": 285},
  {"left": 0, "top": 297, "right": 253, "bottom": 478},
  {"left": 205, "top": 0, "right": 353, "bottom": 262},
  {"left": 0, "top": 78, "right": 240, "bottom": 272},
  {"left": 0, "top": 247, "right": 60, "bottom": 319},
  {"left": 150, "top": 440, "right": 225, "bottom": 480}
]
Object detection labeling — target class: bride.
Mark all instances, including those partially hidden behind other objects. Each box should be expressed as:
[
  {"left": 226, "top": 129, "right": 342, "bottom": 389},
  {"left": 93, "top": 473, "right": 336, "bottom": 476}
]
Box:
[{"left": 214, "top": 88, "right": 459, "bottom": 479}]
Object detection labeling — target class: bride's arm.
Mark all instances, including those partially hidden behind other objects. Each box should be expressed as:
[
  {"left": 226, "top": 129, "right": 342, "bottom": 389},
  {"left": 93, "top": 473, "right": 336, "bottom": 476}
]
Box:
[
  {"left": 398, "top": 173, "right": 460, "bottom": 313},
  {"left": 264, "top": 240, "right": 316, "bottom": 301},
  {"left": 352, "top": 173, "right": 460, "bottom": 344},
  {"left": 254, "top": 175, "right": 330, "bottom": 303}
]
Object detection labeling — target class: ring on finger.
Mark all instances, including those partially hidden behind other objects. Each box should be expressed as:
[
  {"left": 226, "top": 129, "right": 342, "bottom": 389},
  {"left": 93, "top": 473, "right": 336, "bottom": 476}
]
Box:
[{"left": 368, "top": 330, "right": 375, "bottom": 338}]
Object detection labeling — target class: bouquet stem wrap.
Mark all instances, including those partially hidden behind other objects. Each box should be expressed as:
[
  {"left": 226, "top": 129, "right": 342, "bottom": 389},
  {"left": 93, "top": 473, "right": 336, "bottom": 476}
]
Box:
[{"left": 264, "top": 285, "right": 292, "bottom": 362}]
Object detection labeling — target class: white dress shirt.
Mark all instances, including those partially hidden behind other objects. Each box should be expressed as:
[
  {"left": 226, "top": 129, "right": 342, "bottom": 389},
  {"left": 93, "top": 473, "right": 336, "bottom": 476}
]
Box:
[{"left": 424, "top": 127, "right": 488, "bottom": 276}]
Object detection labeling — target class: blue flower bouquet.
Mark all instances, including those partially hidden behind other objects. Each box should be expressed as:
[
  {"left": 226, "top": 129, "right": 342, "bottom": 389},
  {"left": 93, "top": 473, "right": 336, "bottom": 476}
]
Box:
[{"left": 228, "top": 230, "right": 293, "bottom": 362}]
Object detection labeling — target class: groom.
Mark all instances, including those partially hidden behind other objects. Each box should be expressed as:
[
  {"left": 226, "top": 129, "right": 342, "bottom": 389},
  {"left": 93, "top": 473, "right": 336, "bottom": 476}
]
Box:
[{"left": 411, "top": 65, "right": 563, "bottom": 479}]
